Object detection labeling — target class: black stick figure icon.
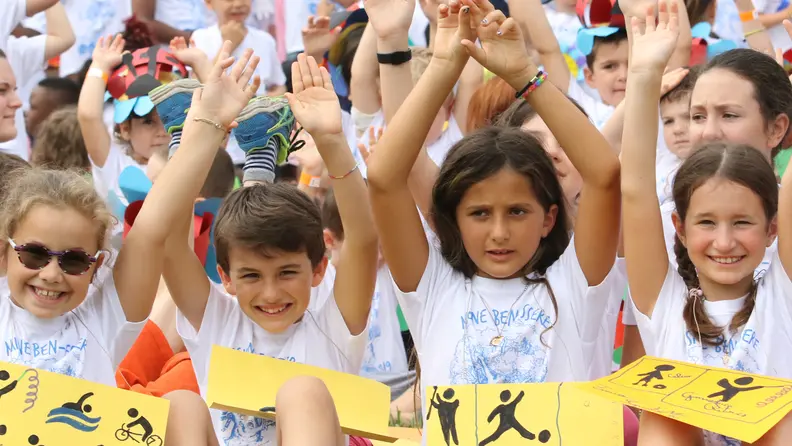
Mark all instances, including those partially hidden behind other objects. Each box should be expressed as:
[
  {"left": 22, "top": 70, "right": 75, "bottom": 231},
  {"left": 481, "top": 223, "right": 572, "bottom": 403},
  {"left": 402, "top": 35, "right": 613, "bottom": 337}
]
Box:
[
  {"left": 428, "top": 387, "right": 460, "bottom": 446},
  {"left": 124, "top": 408, "right": 154, "bottom": 441},
  {"left": 0, "top": 370, "right": 18, "bottom": 399},
  {"left": 708, "top": 377, "right": 766, "bottom": 403},
  {"left": 479, "top": 390, "right": 551, "bottom": 445},
  {"left": 61, "top": 392, "right": 94, "bottom": 413},
  {"left": 633, "top": 365, "right": 676, "bottom": 389}
]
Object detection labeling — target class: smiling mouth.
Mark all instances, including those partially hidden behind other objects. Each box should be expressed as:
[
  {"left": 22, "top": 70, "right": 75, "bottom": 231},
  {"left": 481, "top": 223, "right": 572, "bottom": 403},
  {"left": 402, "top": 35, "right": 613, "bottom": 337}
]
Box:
[
  {"left": 30, "top": 286, "right": 66, "bottom": 303},
  {"left": 708, "top": 256, "right": 745, "bottom": 265},
  {"left": 255, "top": 303, "right": 293, "bottom": 315}
]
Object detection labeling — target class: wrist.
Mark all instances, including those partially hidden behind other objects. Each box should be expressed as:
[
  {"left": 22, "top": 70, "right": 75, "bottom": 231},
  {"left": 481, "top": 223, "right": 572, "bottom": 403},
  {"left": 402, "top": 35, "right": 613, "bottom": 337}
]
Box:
[
  {"left": 312, "top": 132, "right": 346, "bottom": 147},
  {"left": 505, "top": 65, "right": 542, "bottom": 92},
  {"left": 376, "top": 35, "right": 410, "bottom": 53},
  {"left": 89, "top": 63, "right": 112, "bottom": 75}
]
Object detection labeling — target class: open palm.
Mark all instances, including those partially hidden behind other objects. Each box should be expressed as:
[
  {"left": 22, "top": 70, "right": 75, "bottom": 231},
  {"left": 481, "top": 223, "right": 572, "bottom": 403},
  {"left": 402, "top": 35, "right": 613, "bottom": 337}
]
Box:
[
  {"left": 190, "top": 41, "right": 260, "bottom": 127},
  {"left": 629, "top": 1, "right": 680, "bottom": 73},
  {"left": 92, "top": 34, "right": 125, "bottom": 72},
  {"left": 461, "top": 1, "right": 531, "bottom": 86},
  {"left": 287, "top": 54, "right": 343, "bottom": 137}
]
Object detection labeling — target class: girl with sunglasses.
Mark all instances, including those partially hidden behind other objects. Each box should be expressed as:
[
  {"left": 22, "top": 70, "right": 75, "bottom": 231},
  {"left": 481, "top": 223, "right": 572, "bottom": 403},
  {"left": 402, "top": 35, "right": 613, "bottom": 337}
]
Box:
[{"left": 0, "top": 37, "right": 260, "bottom": 411}]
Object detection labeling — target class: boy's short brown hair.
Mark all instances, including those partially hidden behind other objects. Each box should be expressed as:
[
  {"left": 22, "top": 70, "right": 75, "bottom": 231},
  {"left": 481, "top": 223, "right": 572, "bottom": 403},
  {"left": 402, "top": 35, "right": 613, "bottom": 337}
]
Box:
[
  {"left": 410, "top": 47, "right": 434, "bottom": 86},
  {"left": 214, "top": 183, "right": 326, "bottom": 272},
  {"left": 0, "top": 153, "right": 30, "bottom": 202},
  {"left": 200, "top": 148, "right": 236, "bottom": 199}
]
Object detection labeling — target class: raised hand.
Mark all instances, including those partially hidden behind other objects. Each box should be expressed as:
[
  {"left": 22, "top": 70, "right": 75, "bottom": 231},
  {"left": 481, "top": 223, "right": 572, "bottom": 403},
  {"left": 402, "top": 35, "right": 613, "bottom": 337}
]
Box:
[
  {"left": 302, "top": 16, "right": 342, "bottom": 58},
  {"left": 364, "top": 0, "right": 416, "bottom": 40},
  {"left": 317, "top": 0, "right": 336, "bottom": 18},
  {"left": 358, "top": 126, "right": 384, "bottom": 164},
  {"left": 419, "top": 0, "right": 445, "bottom": 25},
  {"left": 286, "top": 54, "right": 344, "bottom": 137},
  {"left": 431, "top": 0, "right": 476, "bottom": 70},
  {"left": 660, "top": 66, "right": 689, "bottom": 95},
  {"left": 169, "top": 37, "right": 208, "bottom": 69},
  {"left": 460, "top": 0, "right": 533, "bottom": 88},
  {"left": 188, "top": 41, "right": 261, "bottom": 128},
  {"left": 91, "top": 34, "right": 125, "bottom": 72},
  {"left": 629, "top": 0, "right": 680, "bottom": 73}
]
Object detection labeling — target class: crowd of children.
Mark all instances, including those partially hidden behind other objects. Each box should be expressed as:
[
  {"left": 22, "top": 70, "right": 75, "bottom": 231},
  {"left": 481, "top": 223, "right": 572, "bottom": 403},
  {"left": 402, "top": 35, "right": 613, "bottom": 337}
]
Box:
[{"left": 3, "top": 0, "right": 792, "bottom": 444}]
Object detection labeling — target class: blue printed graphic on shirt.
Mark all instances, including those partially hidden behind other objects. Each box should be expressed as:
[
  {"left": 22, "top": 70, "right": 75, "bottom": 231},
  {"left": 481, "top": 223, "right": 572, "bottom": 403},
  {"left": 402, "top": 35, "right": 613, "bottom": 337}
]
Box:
[
  {"left": 4, "top": 332, "right": 88, "bottom": 379},
  {"left": 76, "top": 0, "right": 116, "bottom": 58},
  {"left": 450, "top": 304, "right": 552, "bottom": 385},
  {"left": 360, "top": 290, "right": 391, "bottom": 374}
]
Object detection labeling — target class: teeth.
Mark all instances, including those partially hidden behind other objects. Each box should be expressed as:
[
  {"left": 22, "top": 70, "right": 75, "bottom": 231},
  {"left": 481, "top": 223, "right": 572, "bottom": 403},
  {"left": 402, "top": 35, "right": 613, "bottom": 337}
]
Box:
[
  {"left": 260, "top": 305, "right": 287, "bottom": 314},
  {"left": 711, "top": 257, "right": 742, "bottom": 264},
  {"left": 35, "top": 288, "right": 63, "bottom": 299}
]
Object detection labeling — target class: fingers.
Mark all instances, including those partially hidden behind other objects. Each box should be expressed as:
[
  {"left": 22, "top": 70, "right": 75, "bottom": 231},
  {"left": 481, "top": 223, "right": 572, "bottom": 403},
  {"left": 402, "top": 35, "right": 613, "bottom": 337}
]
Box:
[
  {"left": 358, "top": 142, "right": 370, "bottom": 163},
  {"left": 238, "top": 55, "right": 260, "bottom": 88},
  {"left": 656, "top": 0, "right": 669, "bottom": 30},
  {"left": 110, "top": 34, "right": 125, "bottom": 52},
  {"left": 668, "top": 0, "right": 679, "bottom": 31},
  {"left": 496, "top": 17, "right": 519, "bottom": 38},
  {"left": 298, "top": 53, "right": 314, "bottom": 90},
  {"left": 320, "top": 66, "right": 334, "bottom": 92},
  {"left": 644, "top": 5, "right": 656, "bottom": 34},
  {"left": 461, "top": 38, "right": 486, "bottom": 63},
  {"left": 210, "top": 41, "right": 235, "bottom": 81},
  {"left": 291, "top": 60, "right": 305, "bottom": 93},
  {"left": 246, "top": 76, "right": 262, "bottom": 99},
  {"left": 481, "top": 9, "right": 506, "bottom": 27},
  {"left": 307, "top": 55, "right": 324, "bottom": 88},
  {"left": 230, "top": 48, "right": 254, "bottom": 82}
]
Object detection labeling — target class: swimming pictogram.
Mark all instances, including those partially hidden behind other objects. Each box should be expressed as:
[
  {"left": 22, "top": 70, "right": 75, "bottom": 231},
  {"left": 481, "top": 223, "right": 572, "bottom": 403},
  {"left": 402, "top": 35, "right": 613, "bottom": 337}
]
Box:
[{"left": 45, "top": 392, "right": 102, "bottom": 432}]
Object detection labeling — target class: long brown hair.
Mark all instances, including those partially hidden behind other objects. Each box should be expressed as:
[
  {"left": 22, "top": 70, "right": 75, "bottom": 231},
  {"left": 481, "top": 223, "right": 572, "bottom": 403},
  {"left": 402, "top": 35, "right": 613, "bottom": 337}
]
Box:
[{"left": 673, "top": 143, "right": 777, "bottom": 346}]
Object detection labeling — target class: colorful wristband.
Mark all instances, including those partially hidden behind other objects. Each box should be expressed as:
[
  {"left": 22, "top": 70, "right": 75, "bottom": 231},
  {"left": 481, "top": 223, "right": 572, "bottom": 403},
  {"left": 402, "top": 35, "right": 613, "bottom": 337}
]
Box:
[
  {"left": 87, "top": 67, "right": 108, "bottom": 84},
  {"left": 300, "top": 171, "right": 322, "bottom": 188},
  {"left": 739, "top": 9, "right": 758, "bottom": 22},
  {"left": 516, "top": 71, "right": 548, "bottom": 100}
]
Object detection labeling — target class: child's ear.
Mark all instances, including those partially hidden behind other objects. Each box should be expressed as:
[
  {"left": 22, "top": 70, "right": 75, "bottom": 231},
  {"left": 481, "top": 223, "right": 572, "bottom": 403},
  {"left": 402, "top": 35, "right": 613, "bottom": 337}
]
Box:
[
  {"left": 541, "top": 204, "right": 559, "bottom": 238},
  {"left": 323, "top": 228, "right": 337, "bottom": 251},
  {"left": 583, "top": 66, "right": 596, "bottom": 89},
  {"left": 118, "top": 121, "right": 132, "bottom": 141},
  {"left": 311, "top": 256, "right": 329, "bottom": 287},
  {"left": 671, "top": 211, "right": 687, "bottom": 246},
  {"left": 218, "top": 265, "right": 237, "bottom": 296},
  {"left": 767, "top": 216, "right": 779, "bottom": 247}
]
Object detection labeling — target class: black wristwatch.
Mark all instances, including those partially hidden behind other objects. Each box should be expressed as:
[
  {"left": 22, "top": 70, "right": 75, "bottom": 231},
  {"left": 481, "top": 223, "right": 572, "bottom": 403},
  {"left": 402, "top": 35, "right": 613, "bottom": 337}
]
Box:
[{"left": 377, "top": 50, "right": 412, "bottom": 66}]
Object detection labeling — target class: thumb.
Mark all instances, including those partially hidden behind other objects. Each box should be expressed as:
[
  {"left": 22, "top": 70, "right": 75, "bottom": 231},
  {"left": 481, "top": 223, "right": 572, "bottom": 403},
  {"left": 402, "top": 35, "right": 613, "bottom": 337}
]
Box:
[
  {"left": 284, "top": 92, "right": 300, "bottom": 110},
  {"left": 461, "top": 39, "right": 486, "bottom": 64}
]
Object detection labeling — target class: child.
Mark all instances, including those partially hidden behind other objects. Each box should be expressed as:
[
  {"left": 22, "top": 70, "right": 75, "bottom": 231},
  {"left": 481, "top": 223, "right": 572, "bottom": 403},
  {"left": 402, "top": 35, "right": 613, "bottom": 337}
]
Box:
[
  {"left": 76, "top": 35, "right": 173, "bottom": 206},
  {"left": 322, "top": 188, "right": 413, "bottom": 400},
  {"left": 152, "top": 51, "right": 378, "bottom": 444},
  {"left": 621, "top": 3, "right": 792, "bottom": 444},
  {"left": 366, "top": 0, "right": 621, "bottom": 431},
  {"left": 30, "top": 106, "right": 90, "bottom": 172},
  {"left": 25, "top": 77, "right": 81, "bottom": 142},
  {"left": 660, "top": 67, "right": 700, "bottom": 162},
  {"left": 0, "top": 50, "right": 23, "bottom": 144}
]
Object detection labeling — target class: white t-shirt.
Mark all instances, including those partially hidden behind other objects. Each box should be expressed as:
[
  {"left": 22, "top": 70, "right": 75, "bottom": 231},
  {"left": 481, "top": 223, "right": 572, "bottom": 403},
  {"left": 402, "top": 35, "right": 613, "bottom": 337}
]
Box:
[
  {"left": 754, "top": 0, "right": 792, "bottom": 52},
  {"left": 590, "top": 258, "right": 627, "bottom": 378},
  {"left": 566, "top": 74, "right": 616, "bottom": 129},
  {"left": 635, "top": 251, "right": 792, "bottom": 377},
  {"left": 23, "top": 0, "right": 130, "bottom": 77},
  {"left": 360, "top": 267, "right": 409, "bottom": 377},
  {"left": 178, "top": 284, "right": 367, "bottom": 445},
  {"left": 90, "top": 143, "right": 142, "bottom": 208},
  {"left": 426, "top": 115, "right": 464, "bottom": 166},
  {"left": 0, "top": 272, "right": 146, "bottom": 386},
  {"left": 544, "top": 5, "right": 582, "bottom": 58},
  {"left": 408, "top": 3, "right": 430, "bottom": 47},
  {"left": 192, "top": 24, "right": 286, "bottom": 165},
  {"left": 0, "top": 35, "right": 47, "bottom": 161},
  {"left": 394, "top": 239, "right": 621, "bottom": 423},
  {"left": 0, "top": 0, "right": 27, "bottom": 52},
  {"left": 155, "top": 0, "right": 207, "bottom": 31}
]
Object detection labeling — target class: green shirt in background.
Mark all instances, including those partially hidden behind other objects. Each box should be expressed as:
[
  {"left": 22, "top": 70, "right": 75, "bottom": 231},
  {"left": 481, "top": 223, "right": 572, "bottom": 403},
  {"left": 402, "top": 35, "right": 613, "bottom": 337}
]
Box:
[{"left": 776, "top": 147, "right": 792, "bottom": 179}]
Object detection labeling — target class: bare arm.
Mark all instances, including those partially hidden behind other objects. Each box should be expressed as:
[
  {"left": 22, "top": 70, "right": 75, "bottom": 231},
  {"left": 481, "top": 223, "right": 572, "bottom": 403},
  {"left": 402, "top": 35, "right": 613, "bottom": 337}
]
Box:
[
  {"left": 132, "top": 0, "right": 192, "bottom": 43},
  {"left": 736, "top": 0, "right": 775, "bottom": 54},
  {"left": 621, "top": 4, "right": 680, "bottom": 317},
  {"left": 26, "top": 0, "right": 58, "bottom": 16},
  {"left": 510, "top": 0, "right": 571, "bottom": 94},
  {"left": 42, "top": 2, "right": 75, "bottom": 61},
  {"left": 287, "top": 55, "right": 378, "bottom": 335},
  {"left": 350, "top": 24, "right": 382, "bottom": 115},
  {"left": 666, "top": 0, "right": 691, "bottom": 71},
  {"left": 77, "top": 36, "right": 122, "bottom": 168},
  {"left": 454, "top": 58, "right": 483, "bottom": 134},
  {"left": 117, "top": 43, "right": 260, "bottom": 323}
]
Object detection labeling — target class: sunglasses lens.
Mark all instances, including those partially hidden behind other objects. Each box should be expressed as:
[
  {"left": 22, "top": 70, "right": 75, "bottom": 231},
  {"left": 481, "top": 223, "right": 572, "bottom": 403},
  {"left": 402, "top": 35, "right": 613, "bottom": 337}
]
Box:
[
  {"left": 60, "top": 251, "right": 93, "bottom": 275},
  {"left": 17, "top": 245, "right": 51, "bottom": 270}
]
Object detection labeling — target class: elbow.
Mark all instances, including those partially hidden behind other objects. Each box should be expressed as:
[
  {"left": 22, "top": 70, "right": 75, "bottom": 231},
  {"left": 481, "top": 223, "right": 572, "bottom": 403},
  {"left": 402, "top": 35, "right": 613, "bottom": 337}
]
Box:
[{"left": 593, "top": 157, "right": 622, "bottom": 189}]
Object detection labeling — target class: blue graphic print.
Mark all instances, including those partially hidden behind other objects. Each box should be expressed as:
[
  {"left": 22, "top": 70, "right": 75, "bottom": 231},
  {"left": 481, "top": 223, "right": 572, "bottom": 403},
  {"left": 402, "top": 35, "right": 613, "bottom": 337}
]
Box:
[
  {"left": 361, "top": 290, "right": 392, "bottom": 374},
  {"left": 76, "top": 0, "right": 116, "bottom": 58},
  {"left": 220, "top": 411, "right": 274, "bottom": 445}
]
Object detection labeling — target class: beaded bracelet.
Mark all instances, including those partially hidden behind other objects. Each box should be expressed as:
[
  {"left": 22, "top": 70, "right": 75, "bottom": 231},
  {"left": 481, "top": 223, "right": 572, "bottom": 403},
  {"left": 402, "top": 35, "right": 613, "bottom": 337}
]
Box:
[
  {"left": 193, "top": 117, "right": 227, "bottom": 133},
  {"left": 515, "top": 71, "right": 548, "bottom": 100},
  {"left": 328, "top": 163, "right": 360, "bottom": 180}
]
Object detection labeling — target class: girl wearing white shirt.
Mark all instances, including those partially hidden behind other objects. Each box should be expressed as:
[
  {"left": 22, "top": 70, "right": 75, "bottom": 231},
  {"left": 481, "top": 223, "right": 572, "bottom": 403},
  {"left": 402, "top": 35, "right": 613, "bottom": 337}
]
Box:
[
  {"left": 367, "top": 0, "right": 621, "bottom": 434},
  {"left": 621, "top": 3, "right": 792, "bottom": 444}
]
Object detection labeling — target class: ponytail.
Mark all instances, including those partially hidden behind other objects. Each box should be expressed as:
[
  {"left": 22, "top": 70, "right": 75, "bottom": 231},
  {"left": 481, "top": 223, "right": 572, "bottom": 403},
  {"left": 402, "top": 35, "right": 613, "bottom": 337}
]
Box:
[{"left": 676, "top": 235, "right": 756, "bottom": 347}]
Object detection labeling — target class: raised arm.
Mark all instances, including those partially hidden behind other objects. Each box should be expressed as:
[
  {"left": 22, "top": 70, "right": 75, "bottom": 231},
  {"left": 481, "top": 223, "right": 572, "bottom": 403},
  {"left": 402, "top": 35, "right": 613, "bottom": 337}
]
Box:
[
  {"left": 76, "top": 35, "right": 123, "bottom": 168},
  {"left": 463, "top": 0, "right": 621, "bottom": 285},
  {"left": 115, "top": 43, "right": 260, "bottom": 323},
  {"left": 26, "top": 0, "right": 59, "bottom": 16},
  {"left": 349, "top": 23, "right": 382, "bottom": 115},
  {"left": 286, "top": 54, "right": 379, "bottom": 335},
  {"left": 132, "top": 0, "right": 192, "bottom": 43},
  {"left": 367, "top": 0, "right": 475, "bottom": 292},
  {"left": 621, "top": 1, "right": 680, "bottom": 317},
  {"left": 169, "top": 37, "right": 213, "bottom": 82},
  {"left": 510, "top": 0, "right": 571, "bottom": 94},
  {"left": 42, "top": 2, "right": 75, "bottom": 60}
]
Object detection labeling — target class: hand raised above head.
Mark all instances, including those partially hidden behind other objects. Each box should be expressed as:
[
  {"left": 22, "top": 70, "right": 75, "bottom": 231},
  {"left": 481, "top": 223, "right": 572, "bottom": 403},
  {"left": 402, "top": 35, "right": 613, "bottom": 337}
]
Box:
[
  {"left": 628, "top": 0, "right": 680, "bottom": 74},
  {"left": 286, "top": 54, "right": 344, "bottom": 138},
  {"left": 430, "top": 0, "right": 476, "bottom": 70},
  {"left": 91, "top": 34, "right": 125, "bottom": 72},
  {"left": 188, "top": 41, "right": 261, "bottom": 129},
  {"left": 364, "top": 0, "right": 417, "bottom": 40}
]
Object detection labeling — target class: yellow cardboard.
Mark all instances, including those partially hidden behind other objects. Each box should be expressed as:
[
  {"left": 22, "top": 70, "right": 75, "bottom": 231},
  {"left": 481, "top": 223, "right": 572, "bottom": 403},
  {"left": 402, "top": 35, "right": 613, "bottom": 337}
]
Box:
[
  {"left": 0, "top": 360, "right": 169, "bottom": 445},
  {"left": 426, "top": 382, "right": 623, "bottom": 445},
  {"left": 575, "top": 356, "right": 792, "bottom": 443},
  {"left": 205, "top": 345, "right": 398, "bottom": 442}
]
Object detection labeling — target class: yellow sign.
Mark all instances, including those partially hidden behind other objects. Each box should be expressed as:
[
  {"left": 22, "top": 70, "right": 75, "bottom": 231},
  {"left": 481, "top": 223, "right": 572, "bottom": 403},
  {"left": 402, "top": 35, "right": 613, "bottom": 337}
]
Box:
[
  {"left": 575, "top": 356, "right": 792, "bottom": 443},
  {"left": 0, "top": 361, "right": 169, "bottom": 445},
  {"left": 426, "top": 383, "right": 623, "bottom": 445},
  {"left": 205, "top": 345, "right": 397, "bottom": 442}
]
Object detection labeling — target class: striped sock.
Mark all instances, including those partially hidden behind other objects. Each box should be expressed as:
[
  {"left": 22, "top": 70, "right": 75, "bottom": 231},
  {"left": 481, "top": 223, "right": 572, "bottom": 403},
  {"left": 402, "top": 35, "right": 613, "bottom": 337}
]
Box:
[
  {"left": 243, "top": 138, "right": 278, "bottom": 184},
  {"left": 168, "top": 130, "right": 183, "bottom": 159}
]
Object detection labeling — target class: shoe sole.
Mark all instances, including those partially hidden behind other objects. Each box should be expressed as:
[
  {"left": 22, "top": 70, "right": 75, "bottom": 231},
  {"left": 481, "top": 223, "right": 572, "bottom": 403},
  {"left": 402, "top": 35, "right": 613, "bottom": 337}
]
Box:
[
  {"left": 149, "top": 78, "right": 202, "bottom": 106},
  {"left": 237, "top": 96, "right": 290, "bottom": 123}
]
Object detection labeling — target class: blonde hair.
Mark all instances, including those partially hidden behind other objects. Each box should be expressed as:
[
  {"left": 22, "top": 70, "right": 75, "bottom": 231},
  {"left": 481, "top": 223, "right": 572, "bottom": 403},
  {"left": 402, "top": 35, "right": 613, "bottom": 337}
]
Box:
[
  {"left": 410, "top": 46, "right": 434, "bottom": 86},
  {"left": 0, "top": 169, "right": 114, "bottom": 258},
  {"left": 32, "top": 107, "right": 91, "bottom": 172}
]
